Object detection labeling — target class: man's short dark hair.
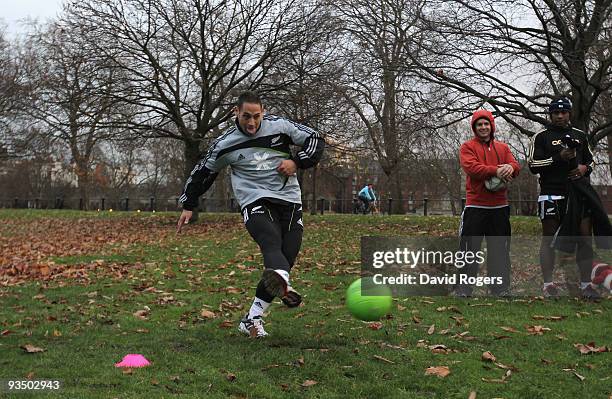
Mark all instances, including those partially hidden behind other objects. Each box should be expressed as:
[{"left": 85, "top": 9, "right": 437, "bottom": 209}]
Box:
[{"left": 237, "top": 91, "right": 263, "bottom": 109}]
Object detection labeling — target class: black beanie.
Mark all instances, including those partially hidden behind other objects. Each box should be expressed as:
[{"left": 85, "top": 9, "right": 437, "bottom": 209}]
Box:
[{"left": 549, "top": 97, "right": 572, "bottom": 113}]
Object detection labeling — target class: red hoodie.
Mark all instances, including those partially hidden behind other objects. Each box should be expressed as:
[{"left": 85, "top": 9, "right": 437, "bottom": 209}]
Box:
[{"left": 460, "top": 110, "right": 520, "bottom": 207}]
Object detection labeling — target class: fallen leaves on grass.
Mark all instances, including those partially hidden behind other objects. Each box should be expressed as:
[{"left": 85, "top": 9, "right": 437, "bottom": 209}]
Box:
[
  {"left": 481, "top": 377, "right": 505, "bottom": 384},
  {"left": 452, "top": 331, "right": 476, "bottom": 341},
  {"left": 574, "top": 342, "right": 609, "bottom": 355},
  {"left": 0, "top": 216, "right": 239, "bottom": 285},
  {"left": 481, "top": 370, "right": 512, "bottom": 384},
  {"left": 532, "top": 315, "right": 566, "bottom": 321},
  {"left": 436, "top": 306, "right": 462, "bottom": 313},
  {"left": 225, "top": 373, "right": 236, "bottom": 382},
  {"left": 368, "top": 322, "right": 383, "bottom": 330},
  {"left": 200, "top": 310, "right": 216, "bottom": 319},
  {"left": 20, "top": 344, "right": 45, "bottom": 353},
  {"left": 494, "top": 363, "right": 519, "bottom": 372},
  {"left": 526, "top": 325, "right": 551, "bottom": 335},
  {"left": 373, "top": 355, "right": 395, "bottom": 364},
  {"left": 427, "top": 324, "right": 435, "bottom": 335},
  {"left": 224, "top": 287, "right": 242, "bottom": 294},
  {"left": 133, "top": 309, "right": 150, "bottom": 320},
  {"left": 481, "top": 351, "right": 496, "bottom": 362},
  {"left": 425, "top": 366, "right": 450, "bottom": 378},
  {"left": 301, "top": 380, "right": 318, "bottom": 388},
  {"left": 218, "top": 320, "right": 234, "bottom": 328}
]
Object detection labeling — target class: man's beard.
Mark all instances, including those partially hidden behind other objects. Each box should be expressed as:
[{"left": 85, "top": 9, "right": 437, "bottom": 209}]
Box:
[{"left": 552, "top": 120, "right": 569, "bottom": 127}]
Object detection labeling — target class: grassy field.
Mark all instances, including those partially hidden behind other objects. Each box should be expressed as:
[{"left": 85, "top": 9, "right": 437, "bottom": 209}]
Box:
[{"left": 0, "top": 209, "right": 610, "bottom": 398}]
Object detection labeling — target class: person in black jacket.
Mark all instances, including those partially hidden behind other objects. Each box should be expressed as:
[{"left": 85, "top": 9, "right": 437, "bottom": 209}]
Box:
[{"left": 528, "top": 96, "right": 600, "bottom": 299}]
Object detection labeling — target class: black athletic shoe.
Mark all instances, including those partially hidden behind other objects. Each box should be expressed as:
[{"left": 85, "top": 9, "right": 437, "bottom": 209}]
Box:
[
  {"left": 261, "top": 269, "right": 288, "bottom": 298},
  {"left": 543, "top": 283, "right": 560, "bottom": 297},
  {"left": 581, "top": 284, "right": 601, "bottom": 300},
  {"left": 281, "top": 287, "right": 302, "bottom": 308},
  {"left": 453, "top": 287, "right": 473, "bottom": 298},
  {"left": 491, "top": 289, "right": 512, "bottom": 298}
]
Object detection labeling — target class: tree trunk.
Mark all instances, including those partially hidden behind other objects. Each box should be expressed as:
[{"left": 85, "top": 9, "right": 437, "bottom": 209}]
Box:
[
  {"left": 183, "top": 139, "right": 202, "bottom": 220},
  {"left": 183, "top": 139, "right": 202, "bottom": 181},
  {"left": 608, "top": 135, "right": 612, "bottom": 178},
  {"left": 450, "top": 196, "right": 457, "bottom": 216},
  {"left": 387, "top": 167, "right": 403, "bottom": 214},
  {"left": 75, "top": 162, "right": 90, "bottom": 210}
]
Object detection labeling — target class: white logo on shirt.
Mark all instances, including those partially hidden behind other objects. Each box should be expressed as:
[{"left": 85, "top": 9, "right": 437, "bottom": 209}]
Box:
[{"left": 250, "top": 152, "right": 273, "bottom": 170}]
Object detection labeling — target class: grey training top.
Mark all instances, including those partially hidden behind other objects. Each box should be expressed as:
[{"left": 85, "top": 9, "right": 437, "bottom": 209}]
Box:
[{"left": 179, "top": 115, "right": 325, "bottom": 210}]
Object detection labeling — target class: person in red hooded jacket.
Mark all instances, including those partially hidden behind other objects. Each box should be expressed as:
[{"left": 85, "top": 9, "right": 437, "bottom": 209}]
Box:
[{"left": 455, "top": 109, "right": 520, "bottom": 297}]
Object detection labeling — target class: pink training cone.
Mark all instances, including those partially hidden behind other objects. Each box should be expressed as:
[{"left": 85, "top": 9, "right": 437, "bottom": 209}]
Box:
[{"left": 115, "top": 354, "right": 151, "bottom": 368}]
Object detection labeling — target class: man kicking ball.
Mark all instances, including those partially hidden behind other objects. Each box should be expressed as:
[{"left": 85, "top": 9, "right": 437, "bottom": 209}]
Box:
[{"left": 176, "top": 91, "right": 324, "bottom": 337}]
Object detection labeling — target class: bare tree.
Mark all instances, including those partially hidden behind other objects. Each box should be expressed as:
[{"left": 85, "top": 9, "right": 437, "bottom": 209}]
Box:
[
  {"left": 413, "top": 124, "right": 467, "bottom": 215},
  {"left": 65, "top": 0, "right": 323, "bottom": 186},
  {"left": 262, "top": 8, "right": 349, "bottom": 210},
  {"left": 330, "top": 0, "right": 441, "bottom": 213},
  {"left": 410, "top": 0, "right": 612, "bottom": 142},
  {"left": 0, "top": 26, "right": 32, "bottom": 159},
  {"left": 19, "top": 22, "right": 130, "bottom": 208}
]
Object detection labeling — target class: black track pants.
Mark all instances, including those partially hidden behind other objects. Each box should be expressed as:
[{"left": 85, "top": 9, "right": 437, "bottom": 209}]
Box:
[
  {"left": 242, "top": 199, "right": 303, "bottom": 273},
  {"left": 457, "top": 206, "right": 511, "bottom": 294}
]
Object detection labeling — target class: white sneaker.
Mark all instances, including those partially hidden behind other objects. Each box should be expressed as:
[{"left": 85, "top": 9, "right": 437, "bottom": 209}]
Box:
[{"left": 238, "top": 315, "right": 268, "bottom": 338}]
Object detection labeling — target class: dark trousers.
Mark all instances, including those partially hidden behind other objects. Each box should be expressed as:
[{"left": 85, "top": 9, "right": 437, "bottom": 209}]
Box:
[
  {"left": 359, "top": 196, "right": 371, "bottom": 214},
  {"left": 457, "top": 206, "right": 511, "bottom": 294},
  {"left": 242, "top": 199, "right": 303, "bottom": 272},
  {"left": 242, "top": 199, "right": 303, "bottom": 302}
]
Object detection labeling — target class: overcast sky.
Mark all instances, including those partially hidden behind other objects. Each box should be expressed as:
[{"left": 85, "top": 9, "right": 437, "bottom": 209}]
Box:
[{"left": 0, "top": 0, "right": 64, "bottom": 35}]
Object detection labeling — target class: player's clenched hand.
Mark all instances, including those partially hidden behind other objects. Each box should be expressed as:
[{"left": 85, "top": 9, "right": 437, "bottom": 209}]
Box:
[
  {"left": 495, "top": 164, "right": 511, "bottom": 181},
  {"left": 497, "top": 164, "right": 514, "bottom": 181},
  {"left": 568, "top": 165, "right": 587, "bottom": 180},
  {"left": 559, "top": 148, "right": 576, "bottom": 161},
  {"left": 277, "top": 159, "right": 297, "bottom": 176},
  {"left": 177, "top": 210, "right": 193, "bottom": 234}
]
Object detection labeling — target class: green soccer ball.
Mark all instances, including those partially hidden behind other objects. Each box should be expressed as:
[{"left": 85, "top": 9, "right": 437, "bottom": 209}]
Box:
[{"left": 345, "top": 277, "right": 393, "bottom": 321}]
